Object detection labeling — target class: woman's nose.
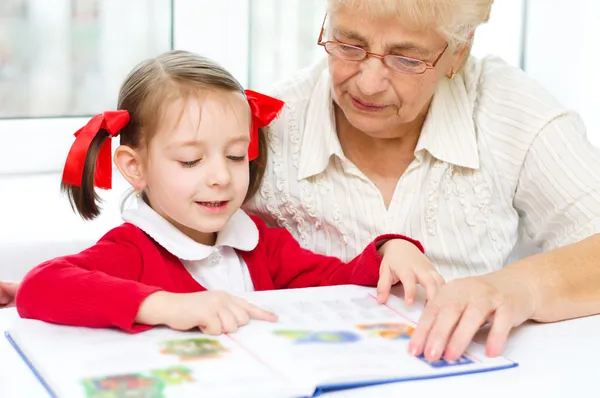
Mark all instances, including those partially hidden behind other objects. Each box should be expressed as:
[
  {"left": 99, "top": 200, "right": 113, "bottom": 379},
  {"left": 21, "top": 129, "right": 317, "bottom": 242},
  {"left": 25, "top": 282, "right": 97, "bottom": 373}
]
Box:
[{"left": 355, "top": 57, "right": 390, "bottom": 96}]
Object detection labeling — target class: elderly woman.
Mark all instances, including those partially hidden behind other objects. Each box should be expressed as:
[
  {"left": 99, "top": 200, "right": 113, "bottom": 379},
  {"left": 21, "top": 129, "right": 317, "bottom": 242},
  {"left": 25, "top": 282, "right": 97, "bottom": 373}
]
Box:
[{"left": 244, "top": 0, "right": 600, "bottom": 363}]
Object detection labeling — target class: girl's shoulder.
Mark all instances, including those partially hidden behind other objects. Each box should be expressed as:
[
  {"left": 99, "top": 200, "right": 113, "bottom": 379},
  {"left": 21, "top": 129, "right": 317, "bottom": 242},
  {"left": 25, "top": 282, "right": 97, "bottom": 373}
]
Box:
[{"left": 96, "top": 222, "right": 164, "bottom": 253}]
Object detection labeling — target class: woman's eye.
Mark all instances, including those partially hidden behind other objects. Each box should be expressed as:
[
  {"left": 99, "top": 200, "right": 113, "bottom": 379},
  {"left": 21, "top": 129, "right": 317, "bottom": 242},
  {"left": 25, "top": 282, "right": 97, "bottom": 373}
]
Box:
[
  {"left": 179, "top": 159, "right": 201, "bottom": 168},
  {"left": 227, "top": 155, "right": 246, "bottom": 162},
  {"left": 339, "top": 44, "right": 362, "bottom": 52},
  {"left": 394, "top": 56, "right": 421, "bottom": 67}
]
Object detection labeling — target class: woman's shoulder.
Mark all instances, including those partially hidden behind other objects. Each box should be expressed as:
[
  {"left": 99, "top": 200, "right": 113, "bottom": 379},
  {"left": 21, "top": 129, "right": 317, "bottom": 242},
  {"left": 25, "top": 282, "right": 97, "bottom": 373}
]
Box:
[
  {"left": 262, "top": 57, "right": 330, "bottom": 141},
  {"left": 461, "top": 56, "right": 589, "bottom": 187},
  {"left": 266, "top": 57, "right": 328, "bottom": 106},
  {"left": 464, "top": 55, "right": 568, "bottom": 124}
]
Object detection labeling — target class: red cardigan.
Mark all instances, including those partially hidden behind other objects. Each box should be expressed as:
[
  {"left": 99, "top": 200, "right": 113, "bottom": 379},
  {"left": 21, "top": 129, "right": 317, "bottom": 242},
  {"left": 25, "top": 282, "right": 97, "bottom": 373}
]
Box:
[{"left": 16, "top": 216, "right": 422, "bottom": 333}]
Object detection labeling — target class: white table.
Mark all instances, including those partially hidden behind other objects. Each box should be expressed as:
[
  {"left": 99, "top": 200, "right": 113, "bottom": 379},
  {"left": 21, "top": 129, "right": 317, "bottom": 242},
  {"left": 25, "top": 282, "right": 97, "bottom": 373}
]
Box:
[{"left": 0, "top": 307, "right": 594, "bottom": 398}]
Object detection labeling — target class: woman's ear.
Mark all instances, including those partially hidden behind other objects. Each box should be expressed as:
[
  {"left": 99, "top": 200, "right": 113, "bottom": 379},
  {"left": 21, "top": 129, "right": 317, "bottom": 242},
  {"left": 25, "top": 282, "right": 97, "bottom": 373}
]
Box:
[
  {"left": 114, "top": 145, "right": 146, "bottom": 191},
  {"left": 447, "top": 42, "right": 471, "bottom": 78}
]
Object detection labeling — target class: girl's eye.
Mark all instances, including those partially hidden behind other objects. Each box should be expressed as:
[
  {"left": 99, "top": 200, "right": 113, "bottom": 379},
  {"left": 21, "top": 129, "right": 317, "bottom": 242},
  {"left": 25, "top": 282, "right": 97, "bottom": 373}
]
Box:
[
  {"left": 227, "top": 155, "right": 246, "bottom": 162},
  {"left": 179, "top": 159, "right": 201, "bottom": 168}
]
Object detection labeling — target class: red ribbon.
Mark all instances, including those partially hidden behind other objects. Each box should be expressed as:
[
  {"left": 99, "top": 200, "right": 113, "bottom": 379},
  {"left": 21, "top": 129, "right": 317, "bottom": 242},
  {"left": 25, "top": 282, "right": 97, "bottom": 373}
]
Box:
[
  {"left": 61, "top": 110, "right": 130, "bottom": 190},
  {"left": 61, "top": 92, "right": 279, "bottom": 191},
  {"left": 245, "top": 90, "right": 284, "bottom": 161}
]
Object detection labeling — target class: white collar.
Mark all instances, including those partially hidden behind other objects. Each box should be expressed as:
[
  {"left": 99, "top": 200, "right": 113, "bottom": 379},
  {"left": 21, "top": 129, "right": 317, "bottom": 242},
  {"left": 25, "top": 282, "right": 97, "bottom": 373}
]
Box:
[
  {"left": 297, "top": 59, "right": 479, "bottom": 181},
  {"left": 414, "top": 71, "right": 480, "bottom": 169},
  {"left": 121, "top": 198, "right": 259, "bottom": 261}
]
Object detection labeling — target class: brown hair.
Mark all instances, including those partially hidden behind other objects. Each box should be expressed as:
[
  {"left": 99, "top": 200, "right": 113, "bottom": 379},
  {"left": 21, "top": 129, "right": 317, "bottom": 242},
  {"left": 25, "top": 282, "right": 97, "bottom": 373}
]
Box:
[{"left": 62, "top": 50, "right": 268, "bottom": 220}]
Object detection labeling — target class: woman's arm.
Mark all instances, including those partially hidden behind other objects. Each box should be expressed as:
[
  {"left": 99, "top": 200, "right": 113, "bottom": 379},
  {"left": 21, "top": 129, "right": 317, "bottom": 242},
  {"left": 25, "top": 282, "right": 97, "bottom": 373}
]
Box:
[
  {"left": 510, "top": 111, "right": 600, "bottom": 320},
  {"left": 410, "top": 112, "right": 600, "bottom": 362},
  {"left": 510, "top": 233, "right": 600, "bottom": 323}
]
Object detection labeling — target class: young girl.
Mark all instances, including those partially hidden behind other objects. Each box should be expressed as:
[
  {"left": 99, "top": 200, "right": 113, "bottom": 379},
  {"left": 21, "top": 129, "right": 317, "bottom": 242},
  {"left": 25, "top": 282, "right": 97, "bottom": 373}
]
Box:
[{"left": 14, "top": 50, "right": 443, "bottom": 335}]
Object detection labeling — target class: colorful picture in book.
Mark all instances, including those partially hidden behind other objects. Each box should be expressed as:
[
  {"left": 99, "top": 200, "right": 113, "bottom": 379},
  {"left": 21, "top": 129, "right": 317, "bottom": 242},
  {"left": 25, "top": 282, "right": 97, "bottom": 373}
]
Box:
[
  {"left": 159, "top": 338, "right": 228, "bottom": 361},
  {"left": 150, "top": 367, "right": 195, "bottom": 385},
  {"left": 273, "top": 330, "right": 361, "bottom": 344},
  {"left": 356, "top": 322, "right": 415, "bottom": 340},
  {"left": 81, "top": 366, "right": 194, "bottom": 398},
  {"left": 417, "top": 354, "right": 474, "bottom": 368}
]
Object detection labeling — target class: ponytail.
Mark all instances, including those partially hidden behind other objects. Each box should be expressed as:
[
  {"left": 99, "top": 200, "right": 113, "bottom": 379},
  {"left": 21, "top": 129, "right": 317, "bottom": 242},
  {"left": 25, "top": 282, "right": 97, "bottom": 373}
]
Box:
[
  {"left": 61, "top": 130, "right": 109, "bottom": 220},
  {"left": 60, "top": 111, "right": 130, "bottom": 221},
  {"left": 245, "top": 127, "right": 268, "bottom": 202}
]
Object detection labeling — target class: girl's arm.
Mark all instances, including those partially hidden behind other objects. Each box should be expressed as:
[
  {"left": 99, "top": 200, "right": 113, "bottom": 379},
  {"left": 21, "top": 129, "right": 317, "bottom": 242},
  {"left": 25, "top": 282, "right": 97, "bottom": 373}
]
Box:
[
  {"left": 252, "top": 216, "right": 423, "bottom": 289},
  {"left": 16, "top": 224, "right": 162, "bottom": 332}
]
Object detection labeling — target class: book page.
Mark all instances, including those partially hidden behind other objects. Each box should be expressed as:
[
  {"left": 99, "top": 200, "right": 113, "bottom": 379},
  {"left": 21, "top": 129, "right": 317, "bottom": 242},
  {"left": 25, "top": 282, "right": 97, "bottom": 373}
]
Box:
[
  {"left": 8, "top": 319, "right": 311, "bottom": 398},
  {"left": 233, "top": 285, "right": 516, "bottom": 388}
]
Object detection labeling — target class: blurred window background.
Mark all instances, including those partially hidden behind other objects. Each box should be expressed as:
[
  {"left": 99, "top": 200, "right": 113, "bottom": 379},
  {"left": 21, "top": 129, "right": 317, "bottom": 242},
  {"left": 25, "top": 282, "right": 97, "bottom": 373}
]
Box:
[
  {"left": 0, "top": 0, "right": 172, "bottom": 119},
  {"left": 0, "top": 0, "right": 598, "bottom": 174},
  {"left": 0, "top": 0, "right": 598, "bottom": 282}
]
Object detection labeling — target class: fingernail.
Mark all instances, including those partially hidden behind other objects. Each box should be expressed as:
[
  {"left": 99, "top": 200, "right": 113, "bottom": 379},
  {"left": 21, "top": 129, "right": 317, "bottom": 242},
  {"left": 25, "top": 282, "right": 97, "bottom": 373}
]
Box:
[
  {"left": 406, "top": 297, "right": 414, "bottom": 305},
  {"left": 428, "top": 346, "right": 439, "bottom": 360},
  {"left": 409, "top": 345, "right": 419, "bottom": 356}
]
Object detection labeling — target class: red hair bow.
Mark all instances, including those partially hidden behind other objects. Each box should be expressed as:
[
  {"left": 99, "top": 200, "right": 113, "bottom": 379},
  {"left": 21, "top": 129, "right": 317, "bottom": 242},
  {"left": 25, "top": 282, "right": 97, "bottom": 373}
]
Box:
[
  {"left": 245, "top": 90, "right": 284, "bottom": 161},
  {"left": 61, "top": 110, "right": 130, "bottom": 190}
]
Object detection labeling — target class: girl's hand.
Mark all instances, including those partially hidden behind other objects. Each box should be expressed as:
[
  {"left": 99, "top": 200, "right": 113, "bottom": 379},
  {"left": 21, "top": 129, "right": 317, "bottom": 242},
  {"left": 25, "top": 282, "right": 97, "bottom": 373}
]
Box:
[
  {"left": 0, "top": 282, "right": 19, "bottom": 309},
  {"left": 376, "top": 239, "right": 445, "bottom": 305},
  {"left": 136, "top": 290, "right": 278, "bottom": 334}
]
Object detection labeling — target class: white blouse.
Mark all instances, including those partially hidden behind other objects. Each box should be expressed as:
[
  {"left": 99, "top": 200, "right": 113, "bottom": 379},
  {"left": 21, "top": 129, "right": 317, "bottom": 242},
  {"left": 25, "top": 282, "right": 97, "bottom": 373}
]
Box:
[
  {"left": 122, "top": 198, "right": 257, "bottom": 293},
  {"left": 244, "top": 55, "right": 600, "bottom": 281}
]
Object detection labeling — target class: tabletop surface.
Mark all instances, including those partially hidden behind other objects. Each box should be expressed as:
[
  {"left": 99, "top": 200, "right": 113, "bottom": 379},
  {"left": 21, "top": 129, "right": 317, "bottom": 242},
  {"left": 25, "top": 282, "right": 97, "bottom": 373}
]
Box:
[{"left": 0, "top": 306, "right": 594, "bottom": 398}]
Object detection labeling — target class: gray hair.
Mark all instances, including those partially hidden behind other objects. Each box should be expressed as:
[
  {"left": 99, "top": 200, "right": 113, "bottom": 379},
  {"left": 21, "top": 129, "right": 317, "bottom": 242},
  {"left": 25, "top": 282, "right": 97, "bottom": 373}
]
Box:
[{"left": 327, "top": 0, "right": 494, "bottom": 47}]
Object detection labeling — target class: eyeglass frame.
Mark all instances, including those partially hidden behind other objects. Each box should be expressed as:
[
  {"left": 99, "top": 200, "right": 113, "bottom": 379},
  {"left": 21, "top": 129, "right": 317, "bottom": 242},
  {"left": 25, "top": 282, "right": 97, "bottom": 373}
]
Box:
[{"left": 316, "top": 13, "right": 449, "bottom": 75}]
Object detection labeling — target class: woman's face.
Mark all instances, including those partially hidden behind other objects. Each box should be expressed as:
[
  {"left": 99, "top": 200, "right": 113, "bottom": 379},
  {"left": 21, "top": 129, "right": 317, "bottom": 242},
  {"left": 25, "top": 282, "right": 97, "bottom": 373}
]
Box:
[{"left": 327, "top": 7, "right": 462, "bottom": 138}]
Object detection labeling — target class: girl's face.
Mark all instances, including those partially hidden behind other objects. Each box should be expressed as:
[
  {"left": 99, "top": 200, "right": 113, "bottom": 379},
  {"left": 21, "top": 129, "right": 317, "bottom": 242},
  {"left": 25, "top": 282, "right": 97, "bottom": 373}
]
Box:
[{"left": 140, "top": 90, "right": 252, "bottom": 245}]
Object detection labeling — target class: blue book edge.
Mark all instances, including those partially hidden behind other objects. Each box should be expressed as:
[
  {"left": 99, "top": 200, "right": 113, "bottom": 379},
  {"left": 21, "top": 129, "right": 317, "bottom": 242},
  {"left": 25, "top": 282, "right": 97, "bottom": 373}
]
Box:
[
  {"left": 311, "top": 361, "right": 518, "bottom": 396},
  {"left": 5, "top": 330, "right": 57, "bottom": 398},
  {"left": 6, "top": 329, "right": 517, "bottom": 398}
]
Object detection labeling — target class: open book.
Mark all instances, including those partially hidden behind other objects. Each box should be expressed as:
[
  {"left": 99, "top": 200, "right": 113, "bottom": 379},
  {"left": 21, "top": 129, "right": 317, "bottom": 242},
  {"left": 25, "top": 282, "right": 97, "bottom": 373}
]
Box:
[{"left": 5, "top": 285, "right": 517, "bottom": 397}]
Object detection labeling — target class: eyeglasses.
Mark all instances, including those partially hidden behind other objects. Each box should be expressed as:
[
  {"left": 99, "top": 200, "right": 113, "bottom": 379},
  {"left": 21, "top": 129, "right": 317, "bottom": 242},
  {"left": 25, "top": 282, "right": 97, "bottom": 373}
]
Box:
[{"left": 316, "top": 14, "right": 448, "bottom": 75}]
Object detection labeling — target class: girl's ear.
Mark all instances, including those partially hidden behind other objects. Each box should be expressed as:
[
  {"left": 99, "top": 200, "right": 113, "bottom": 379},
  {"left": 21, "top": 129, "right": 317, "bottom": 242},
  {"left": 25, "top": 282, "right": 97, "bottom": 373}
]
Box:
[{"left": 114, "top": 145, "right": 147, "bottom": 191}]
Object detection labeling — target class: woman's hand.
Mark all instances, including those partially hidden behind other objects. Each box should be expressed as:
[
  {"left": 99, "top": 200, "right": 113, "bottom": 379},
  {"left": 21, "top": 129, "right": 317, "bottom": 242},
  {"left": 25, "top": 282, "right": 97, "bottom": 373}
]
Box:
[
  {"left": 136, "top": 290, "right": 278, "bottom": 334},
  {"left": 376, "top": 239, "right": 445, "bottom": 305},
  {"left": 408, "top": 272, "right": 536, "bottom": 362},
  {"left": 0, "top": 282, "right": 19, "bottom": 309}
]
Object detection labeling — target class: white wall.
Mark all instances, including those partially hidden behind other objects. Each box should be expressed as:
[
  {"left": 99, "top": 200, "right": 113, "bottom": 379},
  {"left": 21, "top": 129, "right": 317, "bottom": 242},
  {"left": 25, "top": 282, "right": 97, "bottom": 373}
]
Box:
[
  {"left": 472, "top": 0, "right": 525, "bottom": 68},
  {"left": 0, "top": 0, "right": 242, "bottom": 175},
  {"left": 248, "top": 0, "right": 324, "bottom": 91},
  {"left": 525, "top": 0, "right": 600, "bottom": 147},
  {"left": 174, "top": 0, "right": 249, "bottom": 87},
  {"left": 0, "top": 0, "right": 597, "bottom": 176}
]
